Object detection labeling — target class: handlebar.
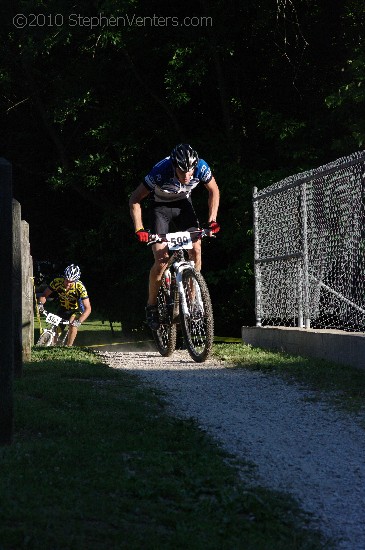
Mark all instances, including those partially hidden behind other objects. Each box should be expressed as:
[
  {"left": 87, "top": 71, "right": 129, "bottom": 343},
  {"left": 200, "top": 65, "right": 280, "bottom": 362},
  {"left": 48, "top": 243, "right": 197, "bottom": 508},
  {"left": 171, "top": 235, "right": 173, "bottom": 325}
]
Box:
[
  {"left": 39, "top": 309, "right": 69, "bottom": 325},
  {"left": 147, "top": 227, "right": 211, "bottom": 245}
]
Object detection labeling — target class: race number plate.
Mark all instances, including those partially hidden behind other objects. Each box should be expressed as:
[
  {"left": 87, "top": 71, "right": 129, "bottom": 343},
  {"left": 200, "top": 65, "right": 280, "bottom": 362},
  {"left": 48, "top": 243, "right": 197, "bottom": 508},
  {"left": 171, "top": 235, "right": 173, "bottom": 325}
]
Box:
[
  {"left": 167, "top": 231, "right": 193, "bottom": 250},
  {"left": 46, "top": 312, "right": 63, "bottom": 326}
]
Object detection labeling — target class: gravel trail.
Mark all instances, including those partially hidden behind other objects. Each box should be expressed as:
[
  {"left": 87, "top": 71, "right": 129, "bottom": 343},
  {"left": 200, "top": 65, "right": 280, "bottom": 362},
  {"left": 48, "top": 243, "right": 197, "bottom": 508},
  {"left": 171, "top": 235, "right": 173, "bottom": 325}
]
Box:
[{"left": 98, "top": 349, "right": 365, "bottom": 550}]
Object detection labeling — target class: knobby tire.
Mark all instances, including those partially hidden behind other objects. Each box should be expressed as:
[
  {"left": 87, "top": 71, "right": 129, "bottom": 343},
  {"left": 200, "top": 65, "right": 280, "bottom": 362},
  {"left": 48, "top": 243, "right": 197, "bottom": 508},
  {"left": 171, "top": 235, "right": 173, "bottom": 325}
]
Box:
[
  {"left": 180, "top": 268, "right": 214, "bottom": 363},
  {"left": 36, "top": 331, "right": 53, "bottom": 346},
  {"left": 153, "top": 281, "right": 177, "bottom": 357},
  {"left": 58, "top": 329, "right": 69, "bottom": 346}
]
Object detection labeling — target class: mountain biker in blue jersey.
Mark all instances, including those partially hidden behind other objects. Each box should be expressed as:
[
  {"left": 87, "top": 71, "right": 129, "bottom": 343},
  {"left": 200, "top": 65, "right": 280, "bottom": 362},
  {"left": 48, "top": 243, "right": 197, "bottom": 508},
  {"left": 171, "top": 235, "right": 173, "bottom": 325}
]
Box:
[{"left": 129, "top": 143, "right": 220, "bottom": 330}]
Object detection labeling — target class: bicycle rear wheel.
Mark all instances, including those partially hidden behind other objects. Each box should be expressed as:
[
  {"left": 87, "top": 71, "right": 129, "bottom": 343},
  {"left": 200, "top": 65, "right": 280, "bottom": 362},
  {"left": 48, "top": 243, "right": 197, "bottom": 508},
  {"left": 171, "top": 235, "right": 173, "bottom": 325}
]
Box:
[
  {"left": 153, "top": 282, "right": 177, "bottom": 357},
  {"left": 180, "top": 269, "right": 214, "bottom": 362},
  {"left": 36, "top": 330, "right": 53, "bottom": 346}
]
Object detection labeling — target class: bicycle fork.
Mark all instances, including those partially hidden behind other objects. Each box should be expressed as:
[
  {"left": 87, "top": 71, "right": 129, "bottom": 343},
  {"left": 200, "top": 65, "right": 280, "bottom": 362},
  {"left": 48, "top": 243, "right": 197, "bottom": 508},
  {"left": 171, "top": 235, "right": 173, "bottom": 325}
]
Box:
[{"left": 174, "top": 261, "right": 204, "bottom": 317}]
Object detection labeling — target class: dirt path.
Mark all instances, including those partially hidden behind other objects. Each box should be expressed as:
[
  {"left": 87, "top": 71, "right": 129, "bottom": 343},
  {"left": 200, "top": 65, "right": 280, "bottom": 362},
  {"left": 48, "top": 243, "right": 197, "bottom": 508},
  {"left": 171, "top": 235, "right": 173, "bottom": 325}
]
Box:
[{"left": 98, "top": 349, "right": 365, "bottom": 550}]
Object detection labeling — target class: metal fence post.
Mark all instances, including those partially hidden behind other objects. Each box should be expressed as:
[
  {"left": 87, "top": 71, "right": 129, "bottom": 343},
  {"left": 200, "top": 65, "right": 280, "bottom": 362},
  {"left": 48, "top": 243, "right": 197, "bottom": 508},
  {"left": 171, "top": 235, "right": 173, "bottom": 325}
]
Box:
[
  {"left": 301, "top": 182, "right": 311, "bottom": 329},
  {"left": 253, "top": 187, "right": 262, "bottom": 326},
  {"left": 297, "top": 262, "right": 304, "bottom": 328},
  {"left": 0, "top": 158, "right": 14, "bottom": 445}
]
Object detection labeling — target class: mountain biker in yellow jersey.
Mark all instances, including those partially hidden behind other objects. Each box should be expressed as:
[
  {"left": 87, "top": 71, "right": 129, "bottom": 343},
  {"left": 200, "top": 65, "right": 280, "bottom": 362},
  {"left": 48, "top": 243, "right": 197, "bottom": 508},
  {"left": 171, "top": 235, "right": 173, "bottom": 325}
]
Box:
[
  {"left": 129, "top": 143, "right": 220, "bottom": 330},
  {"left": 37, "top": 264, "right": 91, "bottom": 346}
]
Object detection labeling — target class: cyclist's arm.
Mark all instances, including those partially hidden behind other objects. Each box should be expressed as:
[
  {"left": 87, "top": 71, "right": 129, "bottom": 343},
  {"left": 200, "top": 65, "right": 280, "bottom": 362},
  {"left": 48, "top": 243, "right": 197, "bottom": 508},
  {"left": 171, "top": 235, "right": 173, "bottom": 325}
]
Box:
[
  {"left": 38, "top": 286, "right": 53, "bottom": 305},
  {"left": 129, "top": 183, "right": 151, "bottom": 231},
  {"left": 78, "top": 298, "right": 91, "bottom": 324},
  {"left": 204, "top": 177, "right": 220, "bottom": 223}
]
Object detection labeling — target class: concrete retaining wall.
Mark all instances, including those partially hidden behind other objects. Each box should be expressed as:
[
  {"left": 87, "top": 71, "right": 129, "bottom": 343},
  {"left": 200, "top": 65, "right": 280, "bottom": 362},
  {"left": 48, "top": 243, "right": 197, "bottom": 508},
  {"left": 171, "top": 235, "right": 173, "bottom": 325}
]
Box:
[{"left": 241, "top": 326, "right": 365, "bottom": 370}]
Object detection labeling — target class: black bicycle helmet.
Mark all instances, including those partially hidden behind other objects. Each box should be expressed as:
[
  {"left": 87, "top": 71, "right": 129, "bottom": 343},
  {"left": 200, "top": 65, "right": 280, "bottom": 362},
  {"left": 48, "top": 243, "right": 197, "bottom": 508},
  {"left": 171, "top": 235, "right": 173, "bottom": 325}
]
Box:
[{"left": 170, "top": 143, "right": 199, "bottom": 172}]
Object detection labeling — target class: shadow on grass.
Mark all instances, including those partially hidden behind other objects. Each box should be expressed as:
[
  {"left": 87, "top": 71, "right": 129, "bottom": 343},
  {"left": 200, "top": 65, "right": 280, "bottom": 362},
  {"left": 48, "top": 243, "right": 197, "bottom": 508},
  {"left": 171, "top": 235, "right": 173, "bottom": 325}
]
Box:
[{"left": 0, "top": 347, "right": 326, "bottom": 550}]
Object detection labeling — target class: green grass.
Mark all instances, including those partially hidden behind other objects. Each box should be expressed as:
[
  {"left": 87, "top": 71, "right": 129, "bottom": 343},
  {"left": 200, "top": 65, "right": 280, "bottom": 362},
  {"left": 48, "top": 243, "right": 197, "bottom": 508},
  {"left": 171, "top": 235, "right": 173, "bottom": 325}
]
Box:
[
  {"left": 34, "top": 314, "right": 129, "bottom": 347},
  {"left": 0, "top": 347, "right": 326, "bottom": 550},
  {"left": 212, "top": 343, "right": 365, "bottom": 419}
]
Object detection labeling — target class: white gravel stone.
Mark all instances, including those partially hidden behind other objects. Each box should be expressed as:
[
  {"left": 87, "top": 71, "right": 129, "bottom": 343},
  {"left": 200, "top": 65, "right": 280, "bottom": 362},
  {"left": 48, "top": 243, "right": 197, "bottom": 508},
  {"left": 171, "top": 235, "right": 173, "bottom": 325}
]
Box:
[{"left": 98, "top": 349, "right": 365, "bottom": 549}]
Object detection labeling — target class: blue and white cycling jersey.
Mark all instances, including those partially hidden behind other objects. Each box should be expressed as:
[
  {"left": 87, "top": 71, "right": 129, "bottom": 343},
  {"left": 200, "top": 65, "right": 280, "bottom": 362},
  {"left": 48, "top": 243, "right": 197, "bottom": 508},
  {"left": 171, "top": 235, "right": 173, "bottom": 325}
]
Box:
[{"left": 143, "top": 157, "right": 213, "bottom": 203}]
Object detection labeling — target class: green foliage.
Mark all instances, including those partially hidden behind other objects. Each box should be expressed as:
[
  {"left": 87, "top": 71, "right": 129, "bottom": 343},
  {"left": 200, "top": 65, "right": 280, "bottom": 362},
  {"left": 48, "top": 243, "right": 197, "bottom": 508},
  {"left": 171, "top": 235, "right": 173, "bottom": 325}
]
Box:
[
  {"left": 1, "top": 0, "right": 364, "bottom": 334},
  {"left": 325, "top": 47, "right": 365, "bottom": 147},
  {"left": 257, "top": 111, "right": 307, "bottom": 142}
]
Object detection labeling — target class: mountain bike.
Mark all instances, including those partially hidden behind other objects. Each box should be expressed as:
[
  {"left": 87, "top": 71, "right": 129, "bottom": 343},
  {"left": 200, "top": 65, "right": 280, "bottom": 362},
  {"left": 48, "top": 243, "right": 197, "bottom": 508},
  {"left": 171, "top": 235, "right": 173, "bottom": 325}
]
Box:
[
  {"left": 36, "top": 310, "right": 70, "bottom": 346},
  {"left": 148, "top": 228, "right": 214, "bottom": 363}
]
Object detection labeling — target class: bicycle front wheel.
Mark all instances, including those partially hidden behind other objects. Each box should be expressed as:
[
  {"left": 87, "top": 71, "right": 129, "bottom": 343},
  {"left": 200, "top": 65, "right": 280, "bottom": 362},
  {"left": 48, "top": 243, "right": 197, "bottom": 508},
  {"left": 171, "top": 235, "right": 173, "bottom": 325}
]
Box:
[
  {"left": 58, "top": 329, "right": 69, "bottom": 346},
  {"left": 153, "top": 282, "right": 177, "bottom": 357},
  {"left": 179, "top": 269, "right": 214, "bottom": 362},
  {"left": 36, "top": 330, "right": 53, "bottom": 346}
]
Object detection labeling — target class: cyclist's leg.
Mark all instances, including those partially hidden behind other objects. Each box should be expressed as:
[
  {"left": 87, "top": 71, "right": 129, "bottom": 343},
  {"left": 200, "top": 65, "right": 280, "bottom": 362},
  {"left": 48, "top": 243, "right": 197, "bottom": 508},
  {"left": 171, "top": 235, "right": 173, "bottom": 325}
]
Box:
[
  {"left": 56, "top": 307, "right": 77, "bottom": 346},
  {"left": 149, "top": 243, "right": 169, "bottom": 306},
  {"left": 145, "top": 243, "right": 169, "bottom": 330},
  {"left": 175, "top": 200, "right": 201, "bottom": 270},
  {"left": 190, "top": 240, "right": 202, "bottom": 271},
  {"left": 148, "top": 204, "right": 173, "bottom": 306},
  {"left": 146, "top": 205, "right": 175, "bottom": 330},
  {"left": 67, "top": 313, "right": 78, "bottom": 346}
]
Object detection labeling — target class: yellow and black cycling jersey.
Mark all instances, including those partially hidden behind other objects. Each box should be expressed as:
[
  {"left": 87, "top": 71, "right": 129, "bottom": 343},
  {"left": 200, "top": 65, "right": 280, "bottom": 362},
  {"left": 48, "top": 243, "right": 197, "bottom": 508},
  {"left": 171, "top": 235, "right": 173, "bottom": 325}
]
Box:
[{"left": 49, "top": 278, "right": 88, "bottom": 311}]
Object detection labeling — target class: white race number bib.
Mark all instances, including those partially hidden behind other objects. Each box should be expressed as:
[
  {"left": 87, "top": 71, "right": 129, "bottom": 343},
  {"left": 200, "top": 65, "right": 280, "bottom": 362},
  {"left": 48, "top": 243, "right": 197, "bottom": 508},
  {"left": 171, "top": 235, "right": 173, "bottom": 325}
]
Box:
[
  {"left": 45, "top": 313, "right": 63, "bottom": 326},
  {"left": 166, "top": 231, "right": 193, "bottom": 250}
]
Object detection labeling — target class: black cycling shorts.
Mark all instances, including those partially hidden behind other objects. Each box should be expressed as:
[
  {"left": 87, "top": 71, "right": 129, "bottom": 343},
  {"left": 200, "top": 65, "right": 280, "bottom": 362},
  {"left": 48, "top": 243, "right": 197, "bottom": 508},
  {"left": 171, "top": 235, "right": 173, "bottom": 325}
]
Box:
[
  {"left": 149, "top": 199, "right": 200, "bottom": 235},
  {"left": 56, "top": 307, "right": 80, "bottom": 321}
]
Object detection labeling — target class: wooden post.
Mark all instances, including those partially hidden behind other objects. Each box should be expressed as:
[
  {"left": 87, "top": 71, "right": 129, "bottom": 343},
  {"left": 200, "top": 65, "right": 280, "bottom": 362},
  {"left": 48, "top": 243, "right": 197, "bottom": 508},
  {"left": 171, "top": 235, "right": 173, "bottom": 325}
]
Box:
[
  {"left": 21, "top": 221, "right": 33, "bottom": 361},
  {"left": 30, "top": 257, "right": 34, "bottom": 346},
  {"left": 13, "top": 200, "right": 23, "bottom": 377},
  {"left": 0, "top": 158, "right": 14, "bottom": 445}
]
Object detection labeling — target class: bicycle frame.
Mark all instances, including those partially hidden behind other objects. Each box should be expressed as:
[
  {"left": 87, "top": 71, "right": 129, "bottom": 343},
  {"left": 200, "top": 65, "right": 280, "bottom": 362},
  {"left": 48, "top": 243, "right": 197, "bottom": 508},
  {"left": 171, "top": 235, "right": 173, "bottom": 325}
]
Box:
[
  {"left": 37, "top": 310, "right": 70, "bottom": 346},
  {"left": 150, "top": 228, "right": 208, "bottom": 315}
]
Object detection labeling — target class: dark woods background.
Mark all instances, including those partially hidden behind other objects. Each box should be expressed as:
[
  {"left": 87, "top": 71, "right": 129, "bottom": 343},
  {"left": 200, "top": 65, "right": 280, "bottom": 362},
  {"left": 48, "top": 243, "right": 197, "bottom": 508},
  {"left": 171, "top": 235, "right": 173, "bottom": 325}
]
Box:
[{"left": 1, "top": 0, "right": 364, "bottom": 335}]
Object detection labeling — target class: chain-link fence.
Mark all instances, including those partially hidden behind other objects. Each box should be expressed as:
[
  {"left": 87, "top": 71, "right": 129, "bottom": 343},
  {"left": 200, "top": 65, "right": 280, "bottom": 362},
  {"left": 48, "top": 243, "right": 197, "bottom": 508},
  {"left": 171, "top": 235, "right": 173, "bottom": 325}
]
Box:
[{"left": 253, "top": 150, "right": 365, "bottom": 331}]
